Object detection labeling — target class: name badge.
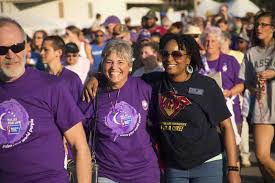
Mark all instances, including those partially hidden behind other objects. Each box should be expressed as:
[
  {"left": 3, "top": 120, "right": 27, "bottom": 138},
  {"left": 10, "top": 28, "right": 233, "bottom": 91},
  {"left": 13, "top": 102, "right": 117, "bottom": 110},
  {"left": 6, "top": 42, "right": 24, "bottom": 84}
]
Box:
[{"left": 188, "top": 87, "right": 204, "bottom": 95}]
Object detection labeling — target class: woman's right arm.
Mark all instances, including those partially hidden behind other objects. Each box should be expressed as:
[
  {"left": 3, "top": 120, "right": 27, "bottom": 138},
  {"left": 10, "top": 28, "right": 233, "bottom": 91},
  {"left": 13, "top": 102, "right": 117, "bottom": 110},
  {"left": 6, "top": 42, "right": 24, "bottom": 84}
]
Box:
[{"left": 82, "top": 75, "right": 100, "bottom": 102}]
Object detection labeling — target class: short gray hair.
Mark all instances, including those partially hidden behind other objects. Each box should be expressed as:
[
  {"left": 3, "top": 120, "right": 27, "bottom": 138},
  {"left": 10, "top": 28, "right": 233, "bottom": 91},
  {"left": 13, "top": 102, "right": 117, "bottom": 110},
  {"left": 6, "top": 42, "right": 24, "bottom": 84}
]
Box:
[
  {"left": 102, "top": 39, "right": 133, "bottom": 64},
  {"left": 201, "top": 26, "right": 223, "bottom": 45},
  {"left": 0, "top": 17, "right": 26, "bottom": 39}
]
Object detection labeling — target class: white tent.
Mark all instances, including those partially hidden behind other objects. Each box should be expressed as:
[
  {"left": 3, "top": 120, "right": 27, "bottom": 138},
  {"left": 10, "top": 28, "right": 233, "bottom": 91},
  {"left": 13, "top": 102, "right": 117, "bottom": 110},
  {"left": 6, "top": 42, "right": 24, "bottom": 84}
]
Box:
[
  {"left": 196, "top": 0, "right": 221, "bottom": 18},
  {"left": 2, "top": 13, "right": 67, "bottom": 36},
  {"left": 125, "top": 7, "right": 160, "bottom": 26},
  {"left": 228, "top": 0, "right": 260, "bottom": 17}
]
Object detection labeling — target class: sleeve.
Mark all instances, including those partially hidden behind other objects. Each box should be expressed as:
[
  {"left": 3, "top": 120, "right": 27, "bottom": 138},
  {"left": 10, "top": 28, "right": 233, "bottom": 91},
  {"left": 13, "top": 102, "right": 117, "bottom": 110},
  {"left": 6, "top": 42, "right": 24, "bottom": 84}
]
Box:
[
  {"left": 231, "top": 57, "right": 244, "bottom": 85},
  {"left": 204, "top": 79, "right": 231, "bottom": 126},
  {"left": 51, "top": 82, "right": 85, "bottom": 134},
  {"left": 239, "top": 52, "right": 256, "bottom": 88}
]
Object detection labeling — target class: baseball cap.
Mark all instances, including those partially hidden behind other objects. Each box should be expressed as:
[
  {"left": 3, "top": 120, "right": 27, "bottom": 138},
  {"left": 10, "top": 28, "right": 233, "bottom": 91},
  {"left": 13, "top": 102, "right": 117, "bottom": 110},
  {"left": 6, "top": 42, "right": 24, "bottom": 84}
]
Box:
[
  {"left": 102, "top": 15, "right": 121, "bottom": 27},
  {"left": 64, "top": 42, "right": 79, "bottom": 54}
]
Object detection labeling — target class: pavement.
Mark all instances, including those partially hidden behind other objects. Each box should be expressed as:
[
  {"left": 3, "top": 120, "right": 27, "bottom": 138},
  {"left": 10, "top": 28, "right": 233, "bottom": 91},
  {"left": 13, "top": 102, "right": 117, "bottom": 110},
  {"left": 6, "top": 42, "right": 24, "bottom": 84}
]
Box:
[{"left": 240, "top": 135, "right": 275, "bottom": 183}]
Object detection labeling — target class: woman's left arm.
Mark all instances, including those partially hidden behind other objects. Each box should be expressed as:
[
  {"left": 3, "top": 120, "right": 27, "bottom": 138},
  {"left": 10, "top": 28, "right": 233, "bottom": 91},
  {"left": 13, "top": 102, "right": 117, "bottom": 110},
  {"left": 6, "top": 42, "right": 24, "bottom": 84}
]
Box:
[
  {"left": 220, "top": 118, "right": 241, "bottom": 183},
  {"left": 84, "top": 42, "right": 94, "bottom": 65}
]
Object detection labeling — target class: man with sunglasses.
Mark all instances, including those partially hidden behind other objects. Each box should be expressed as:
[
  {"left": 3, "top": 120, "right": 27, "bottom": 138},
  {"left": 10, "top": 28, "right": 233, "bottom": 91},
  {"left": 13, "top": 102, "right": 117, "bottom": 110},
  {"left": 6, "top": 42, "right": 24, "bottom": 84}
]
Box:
[
  {"left": 64, "top": 42, "right": 90, "bottom": 84},
  {"left": 91, "top": 29, "right": 106, "bottom": 73},
  {"left": 0, "top": 17, "right": 91, "bottom": 183}
]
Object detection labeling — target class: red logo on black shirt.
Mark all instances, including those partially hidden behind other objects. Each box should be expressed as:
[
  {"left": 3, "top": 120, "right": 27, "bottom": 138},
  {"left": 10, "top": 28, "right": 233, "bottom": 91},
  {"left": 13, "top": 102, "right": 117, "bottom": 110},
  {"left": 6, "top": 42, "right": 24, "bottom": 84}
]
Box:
[{"left": 159, "top": 91, "right": 191, "bottom": 118}]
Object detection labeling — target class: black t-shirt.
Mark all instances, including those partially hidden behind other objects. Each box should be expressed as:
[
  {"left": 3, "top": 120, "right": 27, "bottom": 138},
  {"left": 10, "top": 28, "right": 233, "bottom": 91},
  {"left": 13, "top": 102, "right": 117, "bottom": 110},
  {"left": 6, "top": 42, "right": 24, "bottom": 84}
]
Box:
[{"left": 142, "top": 72, "right": 231, "bottom": 169}]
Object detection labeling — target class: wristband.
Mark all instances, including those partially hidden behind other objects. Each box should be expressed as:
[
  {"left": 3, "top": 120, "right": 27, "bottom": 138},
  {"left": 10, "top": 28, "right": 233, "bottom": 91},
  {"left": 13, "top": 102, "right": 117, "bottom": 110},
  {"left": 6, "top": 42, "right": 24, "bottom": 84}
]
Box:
[{"left": 227, "top": 166, "right": 239, "bottom": 172}]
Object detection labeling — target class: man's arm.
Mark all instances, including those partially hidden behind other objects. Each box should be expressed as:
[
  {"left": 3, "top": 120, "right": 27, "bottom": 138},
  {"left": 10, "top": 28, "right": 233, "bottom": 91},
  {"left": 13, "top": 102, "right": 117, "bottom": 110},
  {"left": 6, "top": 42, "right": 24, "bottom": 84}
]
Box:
[{"left": 64, "top": 122, "right": 92, "bottom": 183}]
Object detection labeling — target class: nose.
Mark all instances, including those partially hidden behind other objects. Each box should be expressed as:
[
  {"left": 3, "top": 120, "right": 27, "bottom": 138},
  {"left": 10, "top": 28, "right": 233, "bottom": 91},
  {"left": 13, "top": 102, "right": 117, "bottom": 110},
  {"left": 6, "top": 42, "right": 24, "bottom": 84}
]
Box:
[{"left": 5, "top": 49, "right": 15, "bottom": 59}]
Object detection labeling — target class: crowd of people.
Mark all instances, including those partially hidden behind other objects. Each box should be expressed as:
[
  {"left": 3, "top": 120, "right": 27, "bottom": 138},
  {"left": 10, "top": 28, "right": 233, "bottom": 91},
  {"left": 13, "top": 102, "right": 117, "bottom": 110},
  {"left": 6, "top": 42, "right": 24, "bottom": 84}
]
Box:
[{"left": 0, "top": 3, "right": 274, "bottom": 183}]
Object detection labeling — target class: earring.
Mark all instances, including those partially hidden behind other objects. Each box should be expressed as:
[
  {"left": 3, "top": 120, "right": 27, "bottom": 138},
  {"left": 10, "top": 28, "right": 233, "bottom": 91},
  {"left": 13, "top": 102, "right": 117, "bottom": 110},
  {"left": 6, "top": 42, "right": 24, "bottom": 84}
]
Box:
[{"left": 186, "top": 65, "right": 193, "bottom": 74}]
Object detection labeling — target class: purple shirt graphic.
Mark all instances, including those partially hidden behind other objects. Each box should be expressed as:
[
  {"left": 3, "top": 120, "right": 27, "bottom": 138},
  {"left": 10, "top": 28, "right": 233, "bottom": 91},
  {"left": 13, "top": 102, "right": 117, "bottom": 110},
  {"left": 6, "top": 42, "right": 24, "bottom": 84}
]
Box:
[
  {"left": 200, "top": 53, "right": 244, "bottom": 124},
  {"left": 81, "top": 76, "right": 160, "bottom": 183},
  {"left": 0, "top": 68, "right": 84, "bottom": 183}
]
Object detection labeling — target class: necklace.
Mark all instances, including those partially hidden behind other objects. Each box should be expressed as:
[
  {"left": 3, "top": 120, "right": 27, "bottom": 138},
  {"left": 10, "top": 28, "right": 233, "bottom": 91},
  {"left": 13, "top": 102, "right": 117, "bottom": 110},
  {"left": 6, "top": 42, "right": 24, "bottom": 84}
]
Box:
[
  {"left": 169, "top": 73, "right": 191, "bottom": 95},
  {"left": 107, "top": 87, "right": 121, "bottom": 114}
]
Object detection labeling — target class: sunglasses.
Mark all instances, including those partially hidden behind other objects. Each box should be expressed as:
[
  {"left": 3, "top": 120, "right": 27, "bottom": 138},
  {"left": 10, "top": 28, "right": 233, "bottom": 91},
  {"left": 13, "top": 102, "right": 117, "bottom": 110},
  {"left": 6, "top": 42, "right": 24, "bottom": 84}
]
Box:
[
  {"left": 238, "top": 40, "right": 246, "bottom": 44},
  {"left": 96, "top": 34, "right": 104, "bottom": 37},
  {"left": 0, "top": 41, "right": 25, "bottom": 55},
  {"left": 65, "top": 53, "right": 79, "bottom": 58},
  {"left": 191, "top": 34, "right": 200, "bottom": 38},
  {"left": 160, "top": 50, "right": 187, "bottom": 60}
]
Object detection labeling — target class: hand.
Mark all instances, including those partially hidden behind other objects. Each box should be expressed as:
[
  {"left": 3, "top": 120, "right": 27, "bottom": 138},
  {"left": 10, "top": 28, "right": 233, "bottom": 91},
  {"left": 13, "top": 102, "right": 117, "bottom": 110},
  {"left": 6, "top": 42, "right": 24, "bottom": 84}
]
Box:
[
  {"left": 82, "top": 76, "right": 99, "bottom": 102},
  {"left": 258, "top": 70, "right": 275, "bottom": 81},
  {"left": 223, "top": 89, "right": 232, "bottom": 98},
  {"left": 256, "top": 74, "right": 266, "bottom": 100},
  {"left": 227, "top": 171, "right": 241, "bottom": 183}
]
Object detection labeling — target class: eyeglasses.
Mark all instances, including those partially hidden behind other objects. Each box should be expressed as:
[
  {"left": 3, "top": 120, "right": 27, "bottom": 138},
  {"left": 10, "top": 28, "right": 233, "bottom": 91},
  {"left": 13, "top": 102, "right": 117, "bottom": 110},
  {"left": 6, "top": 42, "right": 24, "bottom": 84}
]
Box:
[
  {"left": 255, "top": 22, "right": 273, "bottom": 28},
  {"left": 160, "top": 50, "right": 187, "bottom": 60},
  {"left": 65, "top": 53, "right": 79, "bottom": 58},
  {"left": 0, "top": 41, "right": 25, "bottom": 55}
]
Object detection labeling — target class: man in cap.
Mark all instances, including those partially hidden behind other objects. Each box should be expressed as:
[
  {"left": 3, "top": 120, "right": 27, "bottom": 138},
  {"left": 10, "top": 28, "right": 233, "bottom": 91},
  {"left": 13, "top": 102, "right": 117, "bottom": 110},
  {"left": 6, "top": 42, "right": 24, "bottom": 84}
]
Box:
[
  {"left": 0, "top": 17, "right": 91, "bottom": 183},
  {"left": 64, "top": 42, "right": 90, "bottom": 84},
  {"left": 102, "top": 15, "right": 121, "bottom": 40},
  {"left": 237, "top": 32, "right": 250, "bottom": 53},
  {"left": 143, "top": 10, "right": 166, "bottom": 36}
]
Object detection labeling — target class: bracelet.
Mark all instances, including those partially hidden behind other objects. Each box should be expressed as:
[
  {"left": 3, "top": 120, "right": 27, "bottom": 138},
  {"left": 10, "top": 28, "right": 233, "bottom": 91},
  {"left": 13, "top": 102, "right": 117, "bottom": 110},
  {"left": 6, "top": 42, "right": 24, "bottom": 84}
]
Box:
[{"left": 227, "top": 166, "right": 239, "bottom": 172}]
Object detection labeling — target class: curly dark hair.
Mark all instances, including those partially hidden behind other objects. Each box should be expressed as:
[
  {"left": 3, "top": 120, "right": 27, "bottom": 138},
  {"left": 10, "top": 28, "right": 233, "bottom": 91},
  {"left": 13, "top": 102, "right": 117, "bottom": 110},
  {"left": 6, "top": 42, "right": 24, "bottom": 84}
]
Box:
[{"left": 159, "top": 33, "right": 202, "bottom": 70}]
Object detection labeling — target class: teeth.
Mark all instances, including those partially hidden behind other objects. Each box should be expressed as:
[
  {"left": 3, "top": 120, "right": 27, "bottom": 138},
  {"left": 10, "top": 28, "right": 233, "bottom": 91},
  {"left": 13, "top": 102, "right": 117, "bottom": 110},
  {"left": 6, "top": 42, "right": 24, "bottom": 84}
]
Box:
[
  {"left": 167, "top": 64, "right": 176, "bottom": 68},
  {"left": 110, "top": 72, "right": 120, "bottom": 75}
]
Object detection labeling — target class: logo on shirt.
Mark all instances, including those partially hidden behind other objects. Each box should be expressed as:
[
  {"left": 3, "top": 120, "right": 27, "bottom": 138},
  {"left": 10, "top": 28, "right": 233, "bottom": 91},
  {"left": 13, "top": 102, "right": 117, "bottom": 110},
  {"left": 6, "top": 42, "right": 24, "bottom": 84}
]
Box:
[
  {"left": 222, "top": 64, "right": 228, "bottom": 72},
  {"left": 142, "top": 100, "right": 148, "bottom": 111},
  {"left": 159, "top": 91, "right": 191, "bottom": 118},
  {"left": 0, "top": 99, "right": 34, "bottom": 149},
  {"left": 105, "top": 101, "right": 141, "bottom": 141}
]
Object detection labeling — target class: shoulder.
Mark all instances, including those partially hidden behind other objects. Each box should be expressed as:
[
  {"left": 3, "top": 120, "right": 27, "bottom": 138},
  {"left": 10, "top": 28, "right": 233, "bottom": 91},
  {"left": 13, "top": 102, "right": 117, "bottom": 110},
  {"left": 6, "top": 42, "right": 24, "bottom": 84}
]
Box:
[
  {"left": 191, "top": 72, "right": 220, "bottom": 91},
  {"left": 127, "top": 76, "right": 152, "bottom": 95},
  {"left": 141, "top": 71, "right": 163, "bottom": 85}
]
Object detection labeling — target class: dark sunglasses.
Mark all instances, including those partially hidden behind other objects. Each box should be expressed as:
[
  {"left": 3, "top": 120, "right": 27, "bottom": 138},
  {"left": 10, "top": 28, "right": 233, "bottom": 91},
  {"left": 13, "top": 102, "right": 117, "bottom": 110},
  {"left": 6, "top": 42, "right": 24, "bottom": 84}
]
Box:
[
  {"left": 0, "top": 41, "right": 25, "bottom": 55},
  {"left": 160, "top": 50, "right": 187, "bottom": 60},
  {"left": 255, "top": 22, "right": 273, "bottom": 28},
  {"left": 191, "top": 34, "right": 200, "bottom": 38},
  {"left": 65, "top": 53, "right": 79, "bottom": 58},
  {"left": 238, "top": 40, "right": 246, "bottom": 44},
  {"left": 96, "top": 34, "right": 104, "bottom": 37}
]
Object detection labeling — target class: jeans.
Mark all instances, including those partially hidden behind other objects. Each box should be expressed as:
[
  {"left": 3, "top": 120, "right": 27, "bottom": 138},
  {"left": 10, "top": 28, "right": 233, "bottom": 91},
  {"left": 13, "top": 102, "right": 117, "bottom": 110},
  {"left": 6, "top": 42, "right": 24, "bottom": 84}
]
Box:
[
  {"left": 165, "top": 159, "right": 223, "bottom": 183},
  {"left": 98, "top": 177, "right": 118, "bottom": 183}
]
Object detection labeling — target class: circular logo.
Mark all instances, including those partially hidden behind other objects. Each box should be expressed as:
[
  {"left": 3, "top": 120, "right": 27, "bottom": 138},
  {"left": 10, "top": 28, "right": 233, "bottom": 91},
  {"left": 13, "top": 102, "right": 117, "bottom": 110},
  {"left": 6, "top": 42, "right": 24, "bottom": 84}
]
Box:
[
  {"left": 0, "top": 99, "right": 30, "bottom": 146},
  {"left": 105, "top": 101, "right": 140, "bottom": 140}
]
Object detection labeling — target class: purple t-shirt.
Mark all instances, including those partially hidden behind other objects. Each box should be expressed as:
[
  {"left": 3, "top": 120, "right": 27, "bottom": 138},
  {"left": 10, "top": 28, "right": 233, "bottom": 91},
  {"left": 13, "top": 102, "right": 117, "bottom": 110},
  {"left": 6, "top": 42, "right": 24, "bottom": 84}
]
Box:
[
  {"left": 59, "top": 68, "right": 83, "bottom": 104},
  {"left": 200, "top": 53, "right": 243, "bottom": 124},
  {"left": 0, "top": 68, "right": 84, "bottom": 183},
  {"left": 82, "top": 77, "right": 160, "bottom": 183}
]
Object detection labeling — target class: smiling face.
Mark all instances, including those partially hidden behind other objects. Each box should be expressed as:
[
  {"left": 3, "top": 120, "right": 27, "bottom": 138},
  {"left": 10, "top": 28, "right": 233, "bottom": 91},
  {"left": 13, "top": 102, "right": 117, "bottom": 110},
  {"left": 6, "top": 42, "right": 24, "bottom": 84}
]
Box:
[
  {"left": 102, "top": 52, "right": 131, "bottom": 89},
  {"left": 161, "top": 39, "right": 190, "bottom": 80},
  {"left": 0, "top": 23, "right": 26, "bottom": 82}
]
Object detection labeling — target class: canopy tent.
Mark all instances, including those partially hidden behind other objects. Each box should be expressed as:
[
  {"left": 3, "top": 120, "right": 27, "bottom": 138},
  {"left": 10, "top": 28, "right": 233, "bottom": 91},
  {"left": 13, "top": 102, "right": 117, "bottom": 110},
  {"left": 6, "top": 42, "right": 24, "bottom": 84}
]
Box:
[
  {"left": 2, "top": 13, "right": 67, "bottom": 36},
  {"left": 196, "top": 0, "right": 221, "bottom": 18},
  {"left": 228, "top": 0, "right": 260, "bottom": 17},
  {"left": 125, "top": 7, "right": 160, "bottom": 27}
]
